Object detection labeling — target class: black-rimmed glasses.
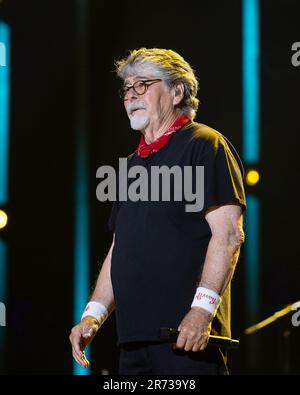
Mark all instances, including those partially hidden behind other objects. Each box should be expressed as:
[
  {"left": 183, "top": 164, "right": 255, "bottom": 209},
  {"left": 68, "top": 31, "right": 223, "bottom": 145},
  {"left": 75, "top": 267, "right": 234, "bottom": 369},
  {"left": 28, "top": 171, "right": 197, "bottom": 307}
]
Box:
[{"left": 119, "top": 79, "right": 162, "bottom": 100}]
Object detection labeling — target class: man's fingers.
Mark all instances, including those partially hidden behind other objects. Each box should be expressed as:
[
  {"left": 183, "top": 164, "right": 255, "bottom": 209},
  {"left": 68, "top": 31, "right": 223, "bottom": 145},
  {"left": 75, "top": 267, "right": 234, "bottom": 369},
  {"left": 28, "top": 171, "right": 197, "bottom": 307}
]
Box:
[
  {"left": 70, "top": 321, "right": 99, "bottom": 367},
  {"left": 81, "top": 352, "right": 90, "bottom": 368},
  {"left": 70, "top": 331, "right": 84, "bottom": 358},
  {"left": 174, "top": 331, "right": 186, "bottom": 350},
  {"left": 72, "top": 347, "right": 90, "bottom": 369},
  {"left": 183, "top": 338, "right": 194, "bottom": 352},
  {"left": 193, "top": 334, "right": 209, "bottom": 352},
  {"left": 72, "top": 351, "right": 85, "bottom": 368},
  {"left": 200, "top": 337, "right": 209, "bottom": 351},
  {"left": 173, "top": 329, "right": 209, "bottom": 352},
  {"left": 72, "top": 343, "right": 90, "bottom": 368},
  {"left": 192, "top": 342, "right": 201, "bottom": 352},
  {"left": 69, "top": 320, "right": 99, "bottom": 369},
  {"left": 72, "top": 340, "right": 83, "bottom": 360}
]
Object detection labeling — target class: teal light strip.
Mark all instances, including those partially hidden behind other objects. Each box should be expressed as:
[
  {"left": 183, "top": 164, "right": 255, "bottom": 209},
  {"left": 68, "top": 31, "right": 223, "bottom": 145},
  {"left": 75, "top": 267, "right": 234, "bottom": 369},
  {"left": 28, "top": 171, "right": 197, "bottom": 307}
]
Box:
[
  {"left": 73, "top": 134, "right": 91, "bottom": 375},
  {"left": 242, "top": 0, "right": 261, "bottom": 327},
  {"left": 73, "top": 0, "right": 90, "bottom": 375},
  {"left": 242, "top": 0, "right": 260, "bottom": 164},
  {"left": 244, "top": 195, "right": 261, "bottom": 322},
  {"left": 0, "top": 21, "right": 10, "bottom": 373},
  {"left": 0, "top": 21, "right": 10, "bottom": 205}
]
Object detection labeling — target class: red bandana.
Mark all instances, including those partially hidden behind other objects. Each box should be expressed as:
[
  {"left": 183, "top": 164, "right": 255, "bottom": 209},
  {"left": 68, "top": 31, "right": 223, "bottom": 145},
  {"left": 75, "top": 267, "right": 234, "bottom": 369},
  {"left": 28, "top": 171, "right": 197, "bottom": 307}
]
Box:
[{"left": 135, "top": 115, "right": 190, "bottom": 158}]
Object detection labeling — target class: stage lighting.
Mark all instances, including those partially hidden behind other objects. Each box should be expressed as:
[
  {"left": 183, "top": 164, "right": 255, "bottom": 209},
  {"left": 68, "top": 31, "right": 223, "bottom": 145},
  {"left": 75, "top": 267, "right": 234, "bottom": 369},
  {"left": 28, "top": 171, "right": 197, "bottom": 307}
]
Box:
[
  {"left": 0, "top": 209, "right": 8, "bottom": 229},
  {"left": 246, "top": 169, "right": 260, "bottom": 186}
]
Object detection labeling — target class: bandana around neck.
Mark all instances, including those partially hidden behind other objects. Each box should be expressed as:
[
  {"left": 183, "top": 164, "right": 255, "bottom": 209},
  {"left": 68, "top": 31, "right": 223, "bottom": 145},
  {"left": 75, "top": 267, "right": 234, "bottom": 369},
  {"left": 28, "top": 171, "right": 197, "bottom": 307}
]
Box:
[{"left": 135, "top": 114, "right": 190, "bottom": 158}]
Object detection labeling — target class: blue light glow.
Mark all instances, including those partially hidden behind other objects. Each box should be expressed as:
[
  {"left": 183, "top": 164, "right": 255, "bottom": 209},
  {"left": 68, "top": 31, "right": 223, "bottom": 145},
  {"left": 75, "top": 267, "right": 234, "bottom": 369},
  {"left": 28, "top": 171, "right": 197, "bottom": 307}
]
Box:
[
  {"left": 244, "top": 195, "right": 261, "bottom": 322},
  {"left": 73, "top": 0, "right": 91, "bottom": 375},
  {"left": 0, "top": 21, "right": 10, "bottom": 372},
  {"left": 242, "top": 0, "right": 261, "bottom": 326},
  {"left": 242, "top": 0, "right": 260, "bottom": 163},
  {"left": 0, "top": 22, "right": 10, "bottom": 205},
  {"left": 73, "top": 135, "right": 91, "bottom": 375}
]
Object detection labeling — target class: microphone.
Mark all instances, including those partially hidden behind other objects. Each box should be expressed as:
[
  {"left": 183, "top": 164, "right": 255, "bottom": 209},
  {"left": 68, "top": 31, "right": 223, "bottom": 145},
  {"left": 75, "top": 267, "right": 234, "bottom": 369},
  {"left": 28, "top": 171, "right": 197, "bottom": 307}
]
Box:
[{"left": 158, "top": 327, "right": 239, "bottom": 350}]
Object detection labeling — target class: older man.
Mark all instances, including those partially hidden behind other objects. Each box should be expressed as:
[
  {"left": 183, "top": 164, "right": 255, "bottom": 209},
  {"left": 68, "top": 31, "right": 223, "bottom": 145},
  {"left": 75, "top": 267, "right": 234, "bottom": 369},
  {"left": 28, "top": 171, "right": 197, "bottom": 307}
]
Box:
[{"left": 69, "top": 48, "right": 246, "bottom": 375}]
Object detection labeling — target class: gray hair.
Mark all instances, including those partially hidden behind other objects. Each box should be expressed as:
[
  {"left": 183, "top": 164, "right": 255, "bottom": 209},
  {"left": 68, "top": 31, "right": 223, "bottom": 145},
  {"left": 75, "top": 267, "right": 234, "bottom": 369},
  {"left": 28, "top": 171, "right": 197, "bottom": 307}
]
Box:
[{"left": 115, "top": 48, "right": 199, "bottom": 120}]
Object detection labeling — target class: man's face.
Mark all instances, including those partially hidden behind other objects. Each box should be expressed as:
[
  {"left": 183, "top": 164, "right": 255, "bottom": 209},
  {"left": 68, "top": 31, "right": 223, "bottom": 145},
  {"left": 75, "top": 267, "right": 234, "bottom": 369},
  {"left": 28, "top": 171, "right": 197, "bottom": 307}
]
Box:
[{"left": 123, "top": 75, "right": 176, "bottom": 131}]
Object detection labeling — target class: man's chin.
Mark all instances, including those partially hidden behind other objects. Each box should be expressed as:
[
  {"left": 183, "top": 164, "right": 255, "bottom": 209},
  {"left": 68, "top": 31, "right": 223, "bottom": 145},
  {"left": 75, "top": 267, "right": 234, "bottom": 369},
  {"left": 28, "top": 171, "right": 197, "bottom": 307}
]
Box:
[{"left": 129, "top": 117, "right": 149, "bottom": 131}]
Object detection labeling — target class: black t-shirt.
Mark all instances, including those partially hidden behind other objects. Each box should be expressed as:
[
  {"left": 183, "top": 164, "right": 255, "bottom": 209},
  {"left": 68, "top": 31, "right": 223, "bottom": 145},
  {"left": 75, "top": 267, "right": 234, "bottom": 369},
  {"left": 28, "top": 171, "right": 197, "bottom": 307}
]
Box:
[{"left": 108, "top": 121, "right": 246, "bottom": 346}]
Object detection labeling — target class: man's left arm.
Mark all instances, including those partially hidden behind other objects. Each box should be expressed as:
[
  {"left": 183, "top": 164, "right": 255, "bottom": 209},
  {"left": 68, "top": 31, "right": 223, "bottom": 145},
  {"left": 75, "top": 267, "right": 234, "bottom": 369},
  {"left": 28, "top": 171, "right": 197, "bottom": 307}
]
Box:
[{"left": 174, "top": 204, "right": 245, "bottom": 352}]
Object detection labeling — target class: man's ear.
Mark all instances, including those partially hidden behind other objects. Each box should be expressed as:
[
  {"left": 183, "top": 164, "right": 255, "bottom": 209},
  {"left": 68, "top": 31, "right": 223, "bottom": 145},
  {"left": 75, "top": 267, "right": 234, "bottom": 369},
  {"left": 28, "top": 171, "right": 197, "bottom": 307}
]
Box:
[{"left": 172, "top": 82, "right": 184, "bottom": 106}]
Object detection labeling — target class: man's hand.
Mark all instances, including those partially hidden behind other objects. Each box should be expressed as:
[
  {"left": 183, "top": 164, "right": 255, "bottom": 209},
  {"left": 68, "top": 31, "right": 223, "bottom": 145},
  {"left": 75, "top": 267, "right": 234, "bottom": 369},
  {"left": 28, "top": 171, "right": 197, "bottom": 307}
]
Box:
[
  {"left": 173, "top": 307, "right": 213, "bottom": 352},
  {"left": 69, "top": 316, "right": 100, "bottom": 368}
]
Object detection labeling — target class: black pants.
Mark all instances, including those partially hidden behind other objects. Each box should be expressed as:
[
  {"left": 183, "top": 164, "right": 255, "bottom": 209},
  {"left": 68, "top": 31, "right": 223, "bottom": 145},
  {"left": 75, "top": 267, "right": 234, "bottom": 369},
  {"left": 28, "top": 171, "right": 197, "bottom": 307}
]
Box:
[{"left": 118, "top": 341, "right": 228, "bottom": 375}]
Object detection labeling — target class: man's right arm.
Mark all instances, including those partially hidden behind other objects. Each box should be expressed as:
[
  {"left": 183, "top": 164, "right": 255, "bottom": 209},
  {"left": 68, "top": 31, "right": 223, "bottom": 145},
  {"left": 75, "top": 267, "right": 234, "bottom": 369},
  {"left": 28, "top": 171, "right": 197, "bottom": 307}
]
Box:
[
  {"left": 69, "top": 235, "right": 115, "bottom": 368},
  {"left": 89, "top": 234, "right": 115, "bottom": 315}
]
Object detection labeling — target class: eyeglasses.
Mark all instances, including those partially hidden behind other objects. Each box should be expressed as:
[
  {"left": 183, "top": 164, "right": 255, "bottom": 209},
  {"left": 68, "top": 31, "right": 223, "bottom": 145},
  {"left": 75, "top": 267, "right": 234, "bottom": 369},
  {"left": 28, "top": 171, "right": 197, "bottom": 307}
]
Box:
[{"left": 119, "top": 79, "right": 162, "bottom": 100}]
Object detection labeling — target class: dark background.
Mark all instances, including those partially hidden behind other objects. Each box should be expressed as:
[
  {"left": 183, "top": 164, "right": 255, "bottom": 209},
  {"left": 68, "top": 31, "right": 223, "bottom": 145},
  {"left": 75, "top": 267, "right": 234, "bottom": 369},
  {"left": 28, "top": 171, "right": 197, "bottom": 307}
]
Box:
[{"left": 0, "top": 0, "right": 299, "bottom": 375}]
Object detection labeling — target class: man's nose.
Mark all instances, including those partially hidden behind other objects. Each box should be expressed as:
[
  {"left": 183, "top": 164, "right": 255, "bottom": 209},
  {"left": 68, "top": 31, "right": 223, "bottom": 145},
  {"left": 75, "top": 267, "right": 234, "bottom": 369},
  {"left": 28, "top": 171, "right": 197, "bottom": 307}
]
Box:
[{"left": 125, "top": 87, "right": 138, "bottom": 101}]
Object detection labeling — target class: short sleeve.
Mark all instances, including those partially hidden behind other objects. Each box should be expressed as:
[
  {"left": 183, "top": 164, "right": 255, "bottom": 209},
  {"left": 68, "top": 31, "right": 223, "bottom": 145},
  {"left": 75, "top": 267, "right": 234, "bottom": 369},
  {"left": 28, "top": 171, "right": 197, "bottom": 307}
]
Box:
[
  {"left": 107, "top": 152, "right": 135, "bottom": 232},
  {"left": 201, "top": 137, "right": 246, "bottom": 214}
]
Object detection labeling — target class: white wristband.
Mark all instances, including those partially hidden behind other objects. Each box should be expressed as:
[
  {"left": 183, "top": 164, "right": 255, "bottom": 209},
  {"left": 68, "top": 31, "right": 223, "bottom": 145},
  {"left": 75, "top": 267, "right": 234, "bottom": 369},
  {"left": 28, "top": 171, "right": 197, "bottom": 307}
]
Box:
[
  {"left": 191, "top": 287, "right": 221, "bottom": 316},
  {"left": 81, "top": 301, "right": 109, "bottom": 325}
]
